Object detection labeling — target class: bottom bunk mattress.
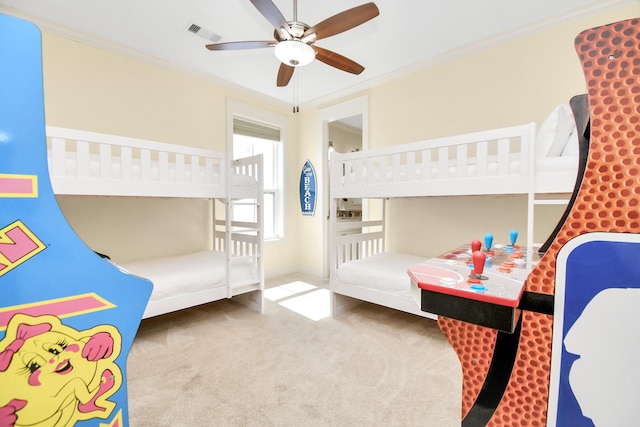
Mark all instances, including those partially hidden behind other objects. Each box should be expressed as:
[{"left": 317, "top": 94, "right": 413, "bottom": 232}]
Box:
[
  {"left": 118, "top": 250, "right": 257, "bottom": 302},
  {"left": 335, "top": 252, "right": 426, "bottom": 298}
]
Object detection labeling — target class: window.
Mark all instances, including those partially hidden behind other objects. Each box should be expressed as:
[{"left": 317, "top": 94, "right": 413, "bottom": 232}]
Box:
[{"left": 228, "top": 101, "right": 285, "bottom": 240}]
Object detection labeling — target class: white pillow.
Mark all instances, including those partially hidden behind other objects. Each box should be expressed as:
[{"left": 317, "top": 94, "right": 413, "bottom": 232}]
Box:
[
  {"left": 561, "top": 130, "right": 580, "bottom": 157},
  {"left": 536, "top": 104, "right": 576, "bottom": 158}
]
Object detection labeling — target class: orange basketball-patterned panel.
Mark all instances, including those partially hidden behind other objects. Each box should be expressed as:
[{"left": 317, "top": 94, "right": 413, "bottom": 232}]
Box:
[
  {"left": 492, "top": 17, "right": 640, "bottom": 426},
  {"left": 490, "top": 312, "right": 553, "bottom": 427},
  {"left": 438, "top": 317, "right": 497, "bottom": 419}
]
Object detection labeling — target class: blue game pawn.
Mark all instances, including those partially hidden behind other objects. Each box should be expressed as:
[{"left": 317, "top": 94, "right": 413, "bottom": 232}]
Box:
[
  {"left": 510, "top": 230, "right": 519, "bottom": 246},
  {"left": 484, "top": 233, "right": 494, "bottom": 251}
]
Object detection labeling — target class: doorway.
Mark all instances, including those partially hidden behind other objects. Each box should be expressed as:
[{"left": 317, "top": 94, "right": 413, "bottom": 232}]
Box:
[
  {"left": 318, "top": 96, "right": 369, "bottom": 278},
  {"left": 329, "top": 116, "right": 363, "bottom": 220}
]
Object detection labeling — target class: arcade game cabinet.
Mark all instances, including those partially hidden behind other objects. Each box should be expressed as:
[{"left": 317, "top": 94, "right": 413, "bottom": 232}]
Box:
[
  {"left": 414, "top": 17, "right": 640, "bottom": 427},
  {"left": 0, "top": 14, "right": 152, "bottom": 427}
]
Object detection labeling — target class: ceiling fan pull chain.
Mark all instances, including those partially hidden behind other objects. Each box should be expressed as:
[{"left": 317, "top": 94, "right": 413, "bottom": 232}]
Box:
[{"left": 293, "top": 70, "right": 299, "bottom": 113}]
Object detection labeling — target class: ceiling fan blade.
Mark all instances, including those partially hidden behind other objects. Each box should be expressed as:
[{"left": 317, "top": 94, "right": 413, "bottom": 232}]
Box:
[
  {"left": 206, "top": 41, "right": 276, "bottom": 51},
  {"left": 313, "top": 46, "right": 364, "bottom": 75},
  {"left": 250, "top": 0, "right": 291, "bottom": 38},
  {"left": 277, "top": 63, "right": 295, "bottom": 87},
  {"left": 303, "top": 3, "right": 379, "bottom": 41}
]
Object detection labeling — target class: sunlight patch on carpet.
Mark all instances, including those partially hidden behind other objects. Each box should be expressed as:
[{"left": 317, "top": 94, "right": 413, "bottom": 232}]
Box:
[
  {"left": 265, "top": 281, "right": 330, "bottom": 321},
  {"left": 265, "top": 281, "right": 316, "bottom": 301}
]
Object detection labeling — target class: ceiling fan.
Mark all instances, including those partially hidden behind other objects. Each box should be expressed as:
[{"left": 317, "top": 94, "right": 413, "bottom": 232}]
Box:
[{"left": 205, "top": 0, "right": 379, "bottom": 87}]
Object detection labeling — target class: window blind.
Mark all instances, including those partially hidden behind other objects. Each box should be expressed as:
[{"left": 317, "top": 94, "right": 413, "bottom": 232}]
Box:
[{"left": 233, "top": 118, "right": 280, "bottom": 141}]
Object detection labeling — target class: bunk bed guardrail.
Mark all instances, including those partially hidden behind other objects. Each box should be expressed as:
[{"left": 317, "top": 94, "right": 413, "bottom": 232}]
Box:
[
  {"left": 332, "top": 219, "right": 384, "bottom": 269},
  {"left": 46, "top": 125, "right": 226, "bottom": 198},
  {"left": 330, "top": 123, "right": 538, "bottom": 199}
]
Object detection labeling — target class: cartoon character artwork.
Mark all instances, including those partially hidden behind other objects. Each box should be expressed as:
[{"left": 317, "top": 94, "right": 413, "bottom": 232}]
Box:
[
  {"left": 0, "top": 12, "right": 153, "bottom": 427},
  {"left": 0, "top": 313, "right": 122, "bottom": 427}
]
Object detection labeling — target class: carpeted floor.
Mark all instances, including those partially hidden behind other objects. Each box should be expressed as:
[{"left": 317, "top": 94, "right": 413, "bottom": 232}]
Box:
[{"left": 126, "top": 274, "right": 461, "bottom": 426}]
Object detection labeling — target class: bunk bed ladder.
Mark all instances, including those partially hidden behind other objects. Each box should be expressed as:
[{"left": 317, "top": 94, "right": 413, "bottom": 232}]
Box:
[
  {"left": 527, "top": 96, "right": 589, "bottom": 270},
  {"left": 526, "top": 128, "right": 571, "bottom": 271},
  {"left": 226, "top": 155, "right": 264, "bottom": 313}
]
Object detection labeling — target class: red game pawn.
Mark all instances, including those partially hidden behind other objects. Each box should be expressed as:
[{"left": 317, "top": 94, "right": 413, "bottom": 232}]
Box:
[{"left": 469, "top": 250, "right": 488, "bottom": 282}]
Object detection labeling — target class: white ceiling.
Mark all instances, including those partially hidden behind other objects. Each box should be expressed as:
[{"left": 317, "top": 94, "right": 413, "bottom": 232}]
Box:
[{"left": 0, "top": 0, "right": 633, "bottom": 107}]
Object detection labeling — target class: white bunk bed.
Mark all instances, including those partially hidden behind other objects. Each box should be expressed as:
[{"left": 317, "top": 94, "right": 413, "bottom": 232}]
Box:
[
  {"left": 329, "top": 104, "right": 580, "bottom": 319},
  {"left": 45, "top": 126, "right": 264, "bottom": 318}
]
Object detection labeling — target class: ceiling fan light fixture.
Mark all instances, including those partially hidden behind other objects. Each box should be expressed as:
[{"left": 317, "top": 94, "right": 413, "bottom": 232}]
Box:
[
  {"left": 274, "top": 40, "right": 315, "bottom": 67},
  {"left": 300, "top": 33, "right": 317, "bottom": 44}
]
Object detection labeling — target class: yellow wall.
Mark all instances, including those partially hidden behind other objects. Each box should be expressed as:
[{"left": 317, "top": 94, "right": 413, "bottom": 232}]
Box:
[
  {"left": 56, "top": 196, "right": 214, "bottom": 260},
  {"left": 367, "top": 9, "right": 637, "bottom": 147},
  {"left": 268, "top": 112, "right": 299, "bottom": 277},
  {"left": 42, "top": 33, "right": 226, "bottom": 150},
  {"left": 329, "top": 121, "right": 362, "bottom": 154},
  {"left": 294, "top": 109, "right": 322, "bottom": 275}
]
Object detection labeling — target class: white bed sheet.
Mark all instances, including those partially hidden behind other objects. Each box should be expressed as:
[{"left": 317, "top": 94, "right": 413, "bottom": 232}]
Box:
[
  {"left": 118, "top": 250, "right": 257, "bottom": 302},
  {"left": 335, "top": 252, "right": 426, "bottom": 298}
]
